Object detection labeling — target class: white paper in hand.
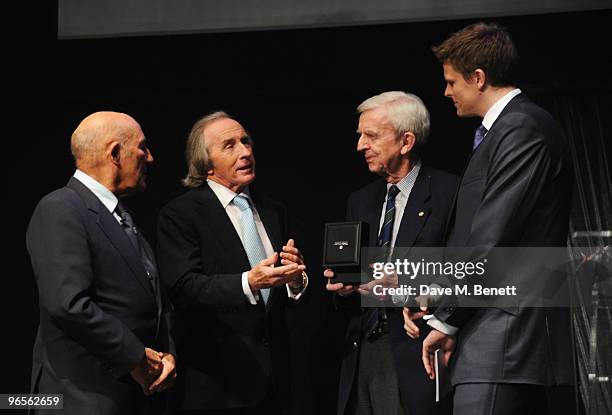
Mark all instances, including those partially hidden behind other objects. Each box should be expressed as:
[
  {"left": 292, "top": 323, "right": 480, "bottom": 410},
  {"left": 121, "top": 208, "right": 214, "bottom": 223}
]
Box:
[{"left": 434, "top": 348, "right": 440, "bottom": 402}]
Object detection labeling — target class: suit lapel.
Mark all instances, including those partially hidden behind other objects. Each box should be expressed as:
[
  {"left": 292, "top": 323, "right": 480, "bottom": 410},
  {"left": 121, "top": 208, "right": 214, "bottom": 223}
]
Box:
[
  {"left": 364, "top": 181, "right": 387, "bottom": 246},
  {"left": 445, "top": 93, "right": 529, "bottom": 243},
  {"left": 141, "top": 237, "right": 163, "bottom": 315},
  {"left": 195, "top": 184, "right": 251, "bottom": 270},
  {"left": 394, "top": 167, "right": 431, "bottom": 248},
  {"left": 255, "top": 202, "right": 282, "bottom": 252},
  {"left": 67, "top": 178, "right": 157, "bottom": 304}
]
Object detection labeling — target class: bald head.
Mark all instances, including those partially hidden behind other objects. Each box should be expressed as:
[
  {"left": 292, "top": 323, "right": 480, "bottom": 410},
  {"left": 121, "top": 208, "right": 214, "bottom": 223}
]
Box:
[{"left": 71, "top": 111, "right": 142, "bottom": 168}]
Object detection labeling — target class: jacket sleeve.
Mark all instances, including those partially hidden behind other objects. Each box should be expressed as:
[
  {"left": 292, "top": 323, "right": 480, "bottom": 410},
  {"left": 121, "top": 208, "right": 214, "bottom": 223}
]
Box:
[
  {"left": 26, "top": 195, "right": 144, "bottom": 378},
  {"left": 156, "top": 204, "right": 246, "bottom": 310}
]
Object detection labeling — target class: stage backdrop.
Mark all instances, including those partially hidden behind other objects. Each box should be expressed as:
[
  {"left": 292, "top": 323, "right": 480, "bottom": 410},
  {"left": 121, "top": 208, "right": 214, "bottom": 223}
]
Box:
[{"left": 58, "top": 0, "right": 611, "bottom": 38}]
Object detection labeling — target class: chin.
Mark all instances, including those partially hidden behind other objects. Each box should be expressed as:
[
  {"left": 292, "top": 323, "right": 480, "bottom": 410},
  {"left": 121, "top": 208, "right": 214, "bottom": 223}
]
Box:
[
  {"left": 368, "top": 166, "right": 383, "bottom": 176},
  {"left": 241, "top": 173, "right": 256, "bottom": 185}
]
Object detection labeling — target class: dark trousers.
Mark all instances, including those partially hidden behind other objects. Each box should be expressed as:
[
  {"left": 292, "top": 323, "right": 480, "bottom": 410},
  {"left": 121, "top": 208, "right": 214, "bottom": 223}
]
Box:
[
  {"left": 169, "top": 387, "right": 282, "bottom": 415},
  {"left": 453, "top": 383, "right": 546, "bottom": 415},
  {"left": 346, "top": 331, "right": 405, "bottom": 415}
]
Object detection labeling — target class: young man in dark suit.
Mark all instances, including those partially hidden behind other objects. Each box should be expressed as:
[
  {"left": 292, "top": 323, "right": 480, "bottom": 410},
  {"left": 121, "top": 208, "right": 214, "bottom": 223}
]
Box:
[
  {"left": 415, "top": 22, "right": 573, "bottom": 415},
  {"left": 156, "top": 112, "right": 307, "bottom": 414},
  {"left": 325, "top": 91, "right": 458, "bottom": 415},
  {"left": 26, "top": 112, "right": 176, "bottom": 414}
]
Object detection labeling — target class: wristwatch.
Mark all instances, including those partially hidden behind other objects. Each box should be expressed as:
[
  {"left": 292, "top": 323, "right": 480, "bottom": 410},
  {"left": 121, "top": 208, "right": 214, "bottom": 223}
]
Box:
[{"left": 289, "top": 271, "right": 307, "bottom": 292}]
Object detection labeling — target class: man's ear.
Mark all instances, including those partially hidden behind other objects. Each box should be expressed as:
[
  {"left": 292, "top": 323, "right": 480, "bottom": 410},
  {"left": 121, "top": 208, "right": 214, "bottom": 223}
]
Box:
[
  {"left": 109, "top": 141, "right": 121, "bottom": 166},
  {"left": 400, "top": 132, "right": 416, "bottom": 156},
  {"left": 473, "top": 68, "right": 487, "bottom": 90}
]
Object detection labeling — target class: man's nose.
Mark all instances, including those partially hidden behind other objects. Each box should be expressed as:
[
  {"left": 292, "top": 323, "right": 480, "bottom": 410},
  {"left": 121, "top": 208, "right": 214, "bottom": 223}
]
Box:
[
  {"left": 239, "top": 142, "right": 253, "bottom": 158},
  {"left": 357, "top": 135, "right": 367, "bottom": 152}
]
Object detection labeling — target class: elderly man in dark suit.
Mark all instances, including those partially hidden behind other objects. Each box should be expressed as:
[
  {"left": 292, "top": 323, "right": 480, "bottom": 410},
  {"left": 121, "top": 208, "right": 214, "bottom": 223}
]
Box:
[
  {"left": 325, "top": 91, "right": 458, "bottom": 415},
  {"left": 156, "top": 111, "right": 307, "bottom": 414},
  {"left": 26, "top": 111, "right": 176, "bottom": 414},
  {"left": 411, "top": 22, "right": 574, "bottom": 415}
]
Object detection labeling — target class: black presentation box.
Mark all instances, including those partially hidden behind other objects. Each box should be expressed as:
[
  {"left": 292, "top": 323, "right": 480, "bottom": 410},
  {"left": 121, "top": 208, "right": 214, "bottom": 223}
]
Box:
[{"left": 323, "top": 221, "right": 369, "bottom": 284}]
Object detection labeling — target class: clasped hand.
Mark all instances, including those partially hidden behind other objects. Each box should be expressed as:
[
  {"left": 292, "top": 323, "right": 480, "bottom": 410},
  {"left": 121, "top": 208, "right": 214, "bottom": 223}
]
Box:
[{"left": 130, "top": 347, "right": 177, "bottom": 395}]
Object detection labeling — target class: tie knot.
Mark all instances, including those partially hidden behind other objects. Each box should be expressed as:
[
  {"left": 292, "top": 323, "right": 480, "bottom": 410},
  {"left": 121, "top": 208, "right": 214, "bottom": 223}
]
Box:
[
  {"left": 115, "top": 203, "right": 135, "bottom": 228},
  {"left": 387, "top": 185, "right": 400, "bottom": 200},
  {"left": 232, "top": 194, "right": 252, "bottom": 211}
]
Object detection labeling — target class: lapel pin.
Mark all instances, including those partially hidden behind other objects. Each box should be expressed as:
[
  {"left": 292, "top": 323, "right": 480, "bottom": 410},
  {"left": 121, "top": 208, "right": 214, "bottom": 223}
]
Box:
[{"left": 418, "top": 211, "right": 425, "bottom": 217}]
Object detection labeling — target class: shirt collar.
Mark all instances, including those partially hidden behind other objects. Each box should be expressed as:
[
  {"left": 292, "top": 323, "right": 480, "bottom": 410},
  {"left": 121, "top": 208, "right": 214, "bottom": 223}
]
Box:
[
  {"left": 73, "top": 169, "right": 119, "bottom": 214},
  {"left": 207, "top": 179, "right": 252, "bottom": 208},
  {"left": 388, "top": 160, "right": 421, "bottom": 196},
  {"left": 482, "top": 88, "right": 522, "bottom": 131}
]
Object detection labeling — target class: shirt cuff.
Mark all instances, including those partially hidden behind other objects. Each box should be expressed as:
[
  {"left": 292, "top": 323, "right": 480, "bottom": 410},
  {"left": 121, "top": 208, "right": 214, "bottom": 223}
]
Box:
[
  {"left": 425, "top": 315, "right": 458, "bottom": 336},
  {"left": 242, "top": 271, "right": 259, "bottom": 305},
  {"left": 286, "top": 272, "right": 308, "bottom": 300}
]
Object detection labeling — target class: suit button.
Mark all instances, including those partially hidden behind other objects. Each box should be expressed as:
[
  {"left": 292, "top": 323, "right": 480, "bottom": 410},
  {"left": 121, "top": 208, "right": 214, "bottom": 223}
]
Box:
[
  {"left": 261, "top": 339, "right": 269, "bottom": 347},
  {"left": 352, "top": 341, "right": 359, "bottom": 349},
  {"left": 445, "top": 306, "right": 455, "bottom": 313}
]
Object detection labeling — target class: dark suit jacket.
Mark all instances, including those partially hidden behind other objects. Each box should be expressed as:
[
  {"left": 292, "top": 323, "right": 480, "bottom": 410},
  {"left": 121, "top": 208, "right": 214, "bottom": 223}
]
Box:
[
  {"left": 336, "top": 166, "right": 459, "bottom": 415},
  {"left": 156, "top": 183, "right": 295, "bottom": 410},
  {"left": 435, "top": 93, "right": 574, "bottom": 386},
  {"left": 26, "top": 177, "right": 174, "bottom": 415}
]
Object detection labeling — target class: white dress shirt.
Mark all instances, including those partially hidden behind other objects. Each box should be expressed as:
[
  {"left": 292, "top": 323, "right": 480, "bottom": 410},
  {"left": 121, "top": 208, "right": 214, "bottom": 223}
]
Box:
[
  {"left": 378, "top": 161, "right": 422, "bottom": 250},
  {"left": 73, "top": 170, "right": 121, "bottom": 224},
  {"left": 207, "top": 179, "right": 307, "bottom": 304}
]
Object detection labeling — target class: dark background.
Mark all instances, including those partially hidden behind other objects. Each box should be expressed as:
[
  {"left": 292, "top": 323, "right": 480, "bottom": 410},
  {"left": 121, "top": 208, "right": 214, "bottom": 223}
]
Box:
[{"left": 4, "top": 3, "right": 612, "bottom": 414}]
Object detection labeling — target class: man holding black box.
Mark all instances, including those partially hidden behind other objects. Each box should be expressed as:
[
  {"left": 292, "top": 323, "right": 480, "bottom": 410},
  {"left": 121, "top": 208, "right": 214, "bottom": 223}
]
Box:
[{"left": 324, "top": 92, "right": 458, "bottom": 415}]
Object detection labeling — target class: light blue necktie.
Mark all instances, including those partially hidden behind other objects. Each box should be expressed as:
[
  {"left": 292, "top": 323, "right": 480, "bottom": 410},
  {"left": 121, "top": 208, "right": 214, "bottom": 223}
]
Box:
[
  {"left": 473, "top": 124, "right": 488, "bottom": 150},
  {"left": 232, "top": 194, "right": 270, "bottom": 303}
]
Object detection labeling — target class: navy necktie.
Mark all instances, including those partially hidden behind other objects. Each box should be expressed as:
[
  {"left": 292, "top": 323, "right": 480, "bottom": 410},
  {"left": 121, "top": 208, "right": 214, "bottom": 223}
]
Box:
[
  {"left": 115, "top": 203, "right": 157, "bottom": 289},
  {"left": 377, "top": 185, "right": 400, "bottom": 252},
  {"left": 473, "top": 124, "right": 488, "bottom": 150},
  {"left": 365, "top": 185, "right": 400, "bottom": 339},
  {"left": 232, "top": 194, "right": 270, "bottom": 303}
]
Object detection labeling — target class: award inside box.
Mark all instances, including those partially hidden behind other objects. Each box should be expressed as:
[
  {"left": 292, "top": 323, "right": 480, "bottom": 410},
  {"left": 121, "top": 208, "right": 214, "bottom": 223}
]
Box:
[{"left": 323, "top": 221, "right": 369, "bottom": 284}]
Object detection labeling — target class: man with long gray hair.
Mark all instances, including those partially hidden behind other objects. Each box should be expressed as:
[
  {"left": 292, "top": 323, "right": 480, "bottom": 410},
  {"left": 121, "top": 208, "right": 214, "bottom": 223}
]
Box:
[{"left": 157, "top": 111, "right": 308, "bottom": 414}]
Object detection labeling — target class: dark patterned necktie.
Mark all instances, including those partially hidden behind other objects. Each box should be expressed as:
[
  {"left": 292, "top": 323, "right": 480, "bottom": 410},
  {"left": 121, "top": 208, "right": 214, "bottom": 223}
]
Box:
[
  {"left": 377, "top": 185, "right": 400, "bottom": 252},
  {"left": 473, "top": 124, "right": 488, "bottom": 150},
  {"left": 115, "top": 203, "right": 156, "bottom": 289},
  {"left": 365, "top": 185, "right": 400, "bottom": 339}
]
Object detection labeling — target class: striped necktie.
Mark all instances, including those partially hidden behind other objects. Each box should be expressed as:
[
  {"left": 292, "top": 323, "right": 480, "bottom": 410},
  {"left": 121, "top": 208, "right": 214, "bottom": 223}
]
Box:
[
  {"left": 364, "top": 185, "right": 400, "bottom": 339},
  {"left": 377, "top": 185, "right": 400, "bottom": 251}
]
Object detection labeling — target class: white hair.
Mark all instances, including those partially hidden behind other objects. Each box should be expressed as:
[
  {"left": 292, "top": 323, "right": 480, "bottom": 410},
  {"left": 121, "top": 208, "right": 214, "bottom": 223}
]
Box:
[{"left": 357, "top": 91, "right": 430, "bottom": 158}]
